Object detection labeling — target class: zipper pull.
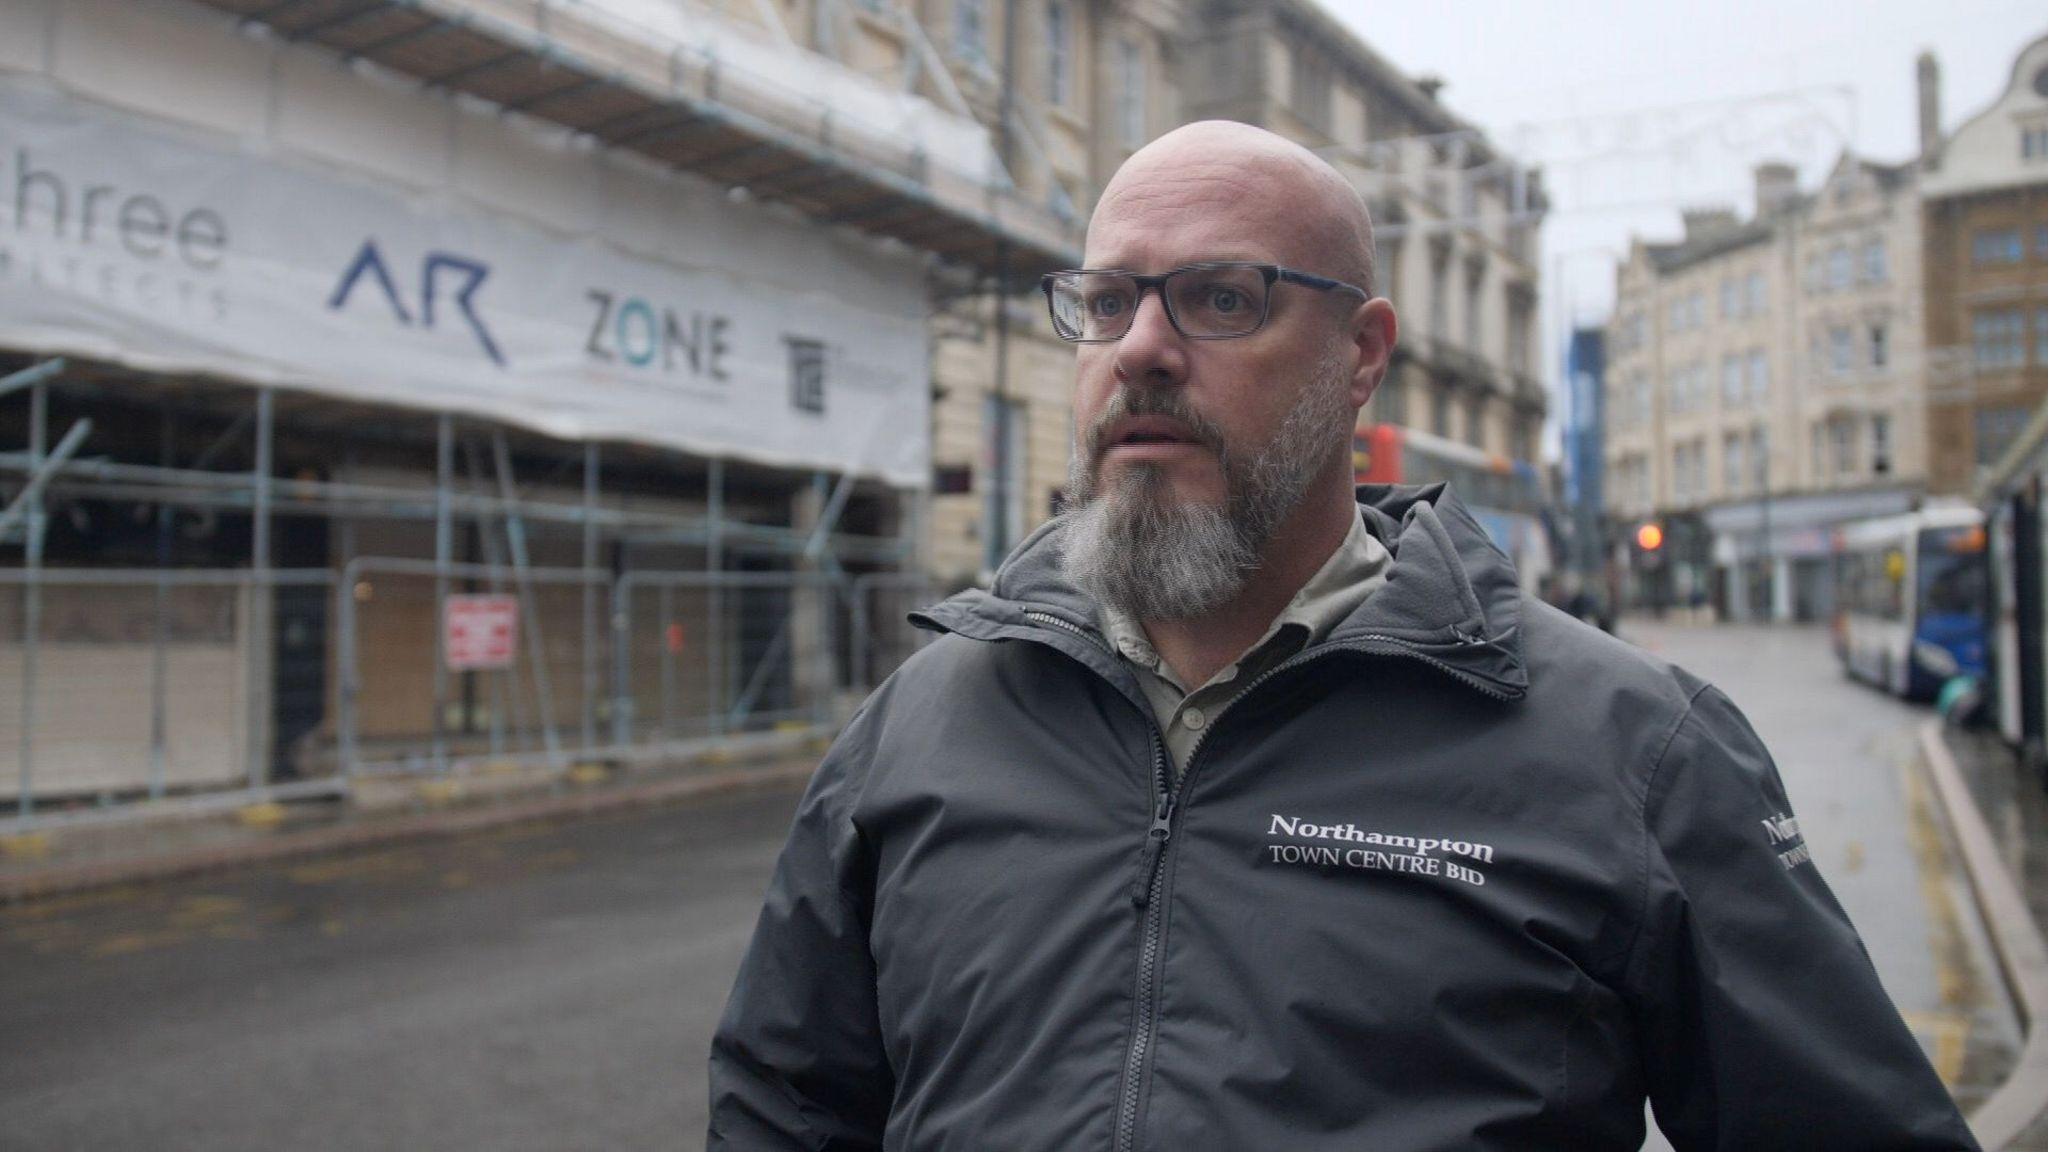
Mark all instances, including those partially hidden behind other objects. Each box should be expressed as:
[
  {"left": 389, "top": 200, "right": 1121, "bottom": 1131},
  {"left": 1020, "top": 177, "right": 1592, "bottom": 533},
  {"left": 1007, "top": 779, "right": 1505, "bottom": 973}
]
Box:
[{"left": 1130, "top": 794, "right": 1176, "bottom": 907}]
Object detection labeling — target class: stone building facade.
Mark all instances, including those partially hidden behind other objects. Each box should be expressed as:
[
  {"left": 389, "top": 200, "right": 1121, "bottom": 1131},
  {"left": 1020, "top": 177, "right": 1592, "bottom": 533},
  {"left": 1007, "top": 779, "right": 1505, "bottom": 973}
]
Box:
[
  {"left": 1604, "top": 158, "right": 1926, "bottom": 622},
  {"left": 1920, "top": 34, "right": 2048, "bottom": 495}
]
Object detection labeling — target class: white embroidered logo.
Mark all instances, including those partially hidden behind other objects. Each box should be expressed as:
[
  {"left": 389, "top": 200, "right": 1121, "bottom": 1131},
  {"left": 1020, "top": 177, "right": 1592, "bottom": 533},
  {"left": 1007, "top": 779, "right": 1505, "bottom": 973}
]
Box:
[
  {"left": 1265, "top": 814, "right": 1493, "bottom": 887},
  {"left": 1762, "top": 811, "right": 1812, "bottom": 871}
]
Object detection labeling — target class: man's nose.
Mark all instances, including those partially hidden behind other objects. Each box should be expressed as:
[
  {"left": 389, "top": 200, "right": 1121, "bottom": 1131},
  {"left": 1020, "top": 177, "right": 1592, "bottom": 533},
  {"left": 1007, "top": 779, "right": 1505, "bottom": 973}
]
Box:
[{"left": 1113, "top": 288, "right": 1189, "bottom": 386}]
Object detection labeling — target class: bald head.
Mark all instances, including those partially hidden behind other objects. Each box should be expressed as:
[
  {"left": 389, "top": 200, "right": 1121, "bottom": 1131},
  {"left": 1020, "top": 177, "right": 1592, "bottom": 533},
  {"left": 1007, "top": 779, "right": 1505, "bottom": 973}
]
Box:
[{"left": 1087, "top": 121, "right": 1377, "bottom": 297}]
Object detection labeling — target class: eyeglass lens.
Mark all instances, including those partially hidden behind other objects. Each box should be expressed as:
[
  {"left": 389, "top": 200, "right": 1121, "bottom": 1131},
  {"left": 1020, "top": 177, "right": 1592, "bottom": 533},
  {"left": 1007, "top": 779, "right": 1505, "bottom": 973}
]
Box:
[{"left": 1048, "top": 265, "right": 1271, "bottom": 341}]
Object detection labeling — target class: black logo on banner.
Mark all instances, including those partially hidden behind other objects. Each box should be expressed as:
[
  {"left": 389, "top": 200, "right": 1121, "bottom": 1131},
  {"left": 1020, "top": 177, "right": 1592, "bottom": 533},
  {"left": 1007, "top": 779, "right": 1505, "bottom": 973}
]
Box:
[
  {"left": 328, "top": 240, "right": 505, "bottom": 367},
  {"left": 786, "top": 337, "right": 826, "bottom": 414}
]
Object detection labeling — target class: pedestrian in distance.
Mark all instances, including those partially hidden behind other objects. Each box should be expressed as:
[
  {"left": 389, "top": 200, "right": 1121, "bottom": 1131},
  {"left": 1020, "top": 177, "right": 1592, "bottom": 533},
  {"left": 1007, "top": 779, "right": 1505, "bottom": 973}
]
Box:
[{"left": 708, "top": 120, "right": 1980, "bottom": 1150}]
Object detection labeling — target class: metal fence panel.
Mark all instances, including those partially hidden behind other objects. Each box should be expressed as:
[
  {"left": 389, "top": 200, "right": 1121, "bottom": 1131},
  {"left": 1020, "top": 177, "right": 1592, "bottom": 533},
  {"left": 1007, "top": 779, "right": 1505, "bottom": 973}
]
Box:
[
  {"left": 1, "top": 569, "right": 332, "bottom": 807},
  {"left": 2, "top": 562, "right": 938, "bottom": 826}
]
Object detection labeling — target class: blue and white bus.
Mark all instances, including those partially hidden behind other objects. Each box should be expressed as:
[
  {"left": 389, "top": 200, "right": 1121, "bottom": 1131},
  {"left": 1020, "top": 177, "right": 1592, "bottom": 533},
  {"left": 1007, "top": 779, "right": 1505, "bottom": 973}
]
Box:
[{"left": 1831, "top": 504, "right": 1989, "bottom": 700}]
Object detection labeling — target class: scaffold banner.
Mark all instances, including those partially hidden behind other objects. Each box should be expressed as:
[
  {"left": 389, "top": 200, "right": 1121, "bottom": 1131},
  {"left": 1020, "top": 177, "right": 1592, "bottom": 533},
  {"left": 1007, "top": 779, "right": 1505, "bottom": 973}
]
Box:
[{"left": 0, "top": 76, "right": 933, "bottom": 486}]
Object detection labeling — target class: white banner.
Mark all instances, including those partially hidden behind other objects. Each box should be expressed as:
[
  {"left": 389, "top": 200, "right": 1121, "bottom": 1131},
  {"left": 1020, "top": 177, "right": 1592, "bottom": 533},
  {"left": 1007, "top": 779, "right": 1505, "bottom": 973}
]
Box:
[{"left": 0, "top": 76, "right": 931, "bottom": 486}]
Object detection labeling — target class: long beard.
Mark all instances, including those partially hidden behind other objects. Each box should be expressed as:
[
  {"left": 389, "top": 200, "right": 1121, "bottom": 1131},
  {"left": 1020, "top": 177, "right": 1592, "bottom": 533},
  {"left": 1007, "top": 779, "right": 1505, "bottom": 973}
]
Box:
[{"left": 1060, "top": 342, "right": 1354, "bottom": 621}]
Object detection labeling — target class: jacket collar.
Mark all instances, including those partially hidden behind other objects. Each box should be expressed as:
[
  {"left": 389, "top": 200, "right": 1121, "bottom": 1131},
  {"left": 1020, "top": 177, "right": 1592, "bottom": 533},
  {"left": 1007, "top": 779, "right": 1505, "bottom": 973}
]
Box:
[{"left": 914, "top": 483, "right": 1529, "bottom": 699}]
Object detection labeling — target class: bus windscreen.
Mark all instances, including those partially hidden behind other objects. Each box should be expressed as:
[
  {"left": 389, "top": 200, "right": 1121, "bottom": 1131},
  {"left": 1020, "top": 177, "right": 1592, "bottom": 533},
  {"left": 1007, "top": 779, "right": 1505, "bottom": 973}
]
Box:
[{"left": 1916, "top": 528, "right": 1987, "bottom": 620}]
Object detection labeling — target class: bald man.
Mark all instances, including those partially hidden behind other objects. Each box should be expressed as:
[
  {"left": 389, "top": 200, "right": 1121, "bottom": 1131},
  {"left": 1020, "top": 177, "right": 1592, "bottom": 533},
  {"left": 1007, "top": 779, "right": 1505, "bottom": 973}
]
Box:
[{"left": 708, "top": 123, "right": 1977, "bottom": 1150}]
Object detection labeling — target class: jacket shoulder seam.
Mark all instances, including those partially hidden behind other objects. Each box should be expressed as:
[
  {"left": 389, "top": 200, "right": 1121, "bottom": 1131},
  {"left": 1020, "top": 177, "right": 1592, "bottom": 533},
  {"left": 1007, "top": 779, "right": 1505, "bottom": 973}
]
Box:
[{"left": 1619, "top": 681, "right": 1714, "bottom": 977}]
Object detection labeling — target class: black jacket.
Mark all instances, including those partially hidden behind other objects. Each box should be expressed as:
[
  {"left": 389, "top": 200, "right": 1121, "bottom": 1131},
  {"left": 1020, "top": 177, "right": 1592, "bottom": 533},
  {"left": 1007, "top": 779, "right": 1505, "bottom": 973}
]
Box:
[{"left": 708, "top": 484, "right": 1978, "bottom": 1151}]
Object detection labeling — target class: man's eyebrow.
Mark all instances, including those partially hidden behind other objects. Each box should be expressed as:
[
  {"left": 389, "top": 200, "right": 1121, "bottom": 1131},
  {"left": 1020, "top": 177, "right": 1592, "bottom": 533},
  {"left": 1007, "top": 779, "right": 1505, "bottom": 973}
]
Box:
[{"left": 1077, "top": 256, "right": 1273, "bottom": 271}]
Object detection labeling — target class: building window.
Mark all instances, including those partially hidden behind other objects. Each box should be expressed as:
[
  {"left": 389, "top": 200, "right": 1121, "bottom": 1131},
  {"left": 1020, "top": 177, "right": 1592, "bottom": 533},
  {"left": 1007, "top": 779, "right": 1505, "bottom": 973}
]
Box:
[
  {"left": 1746, "top": 272, "right": 1765, "bottom": 314},
  {"left": 1975, "top": 309, "right": 2027, "bottom": 368},
  {"left": 1827, "top": 246, "right": 1853, "bottom": 289},
  {"left": 1290, "top": 41, "right": 1332, "bottom": 135},
  {"left": 2024, "top": 125, "right": 2048, "bottom": 161},
  {"left": 1871, "top": 414, "right": 1892, "bottom": 475},
  {"left": 1810, "top": 423, "right": 1825, "bottom": 483},
  {"left": 1117, "top": 39, "right": 1145, "bottom": 147},
  {"left": 1721, "top": 278, "right": 1740, "bottom": 320},
  {"left": 1747, "top": 350, "right": 1769, "bottom": 403},
  {"left": 1431, "top": 385, "right": 1452, "bottom": 438},
  {"left": 1974, "top": 229, "right": 2024, "bottom": 265},
  {"left": 1673, "top": 444, "right": 1690, "bottom": 502},
  {"left": 1667, "top": 368, "right": 1686, "bottom": 415},
  {"left": 1863, "top": 238, "right": 1887, "bottom": 283},
  {"left": 983, "top": 395, "right": 1026, "bottom": 569},
  {"left": 1633, "top": 371, "right": 1650, "bottom": 428},
  {"left": 1463, "top": 265, "right": 1484, "bottom": 353},
  {"left": 1668, "top": 297, "right": 1687, "bottom": 333},
  {"left": 1832, "top": 419, "right": 1855, "bottom": 477},
  {"left": 1750, "top": 427, "right": 1769, "bottom": 489},
  {"left": 1428, "top": 242, "right": 1450, "bottom": 342},
  {"left": 1378, "top": 372, "right": 1407, "bottom": 424},
  {"left": 1045, "top": 0, "right": 1072, "bottom": 108},
  {"left": 1465, "top": 395, "right": 1485, "bottom": 448},
  {"left": 1724, "top": 433, "right": 1745, "bottom": 496},
  {"left": 1870, "top": 323, "right": 1888, "bottom": 369},
  {"left": 1978, "top": 406, "right": 2032, "bottom": 468},
  {"left": 1722, "top": 355, "right": 1744, "bottom": 407},
  {"left": 954, "top": 0, "right": 988, "bottom": 66},
  {"left": 1830, "top": 327, "right": 1853, "bottom": 373}
]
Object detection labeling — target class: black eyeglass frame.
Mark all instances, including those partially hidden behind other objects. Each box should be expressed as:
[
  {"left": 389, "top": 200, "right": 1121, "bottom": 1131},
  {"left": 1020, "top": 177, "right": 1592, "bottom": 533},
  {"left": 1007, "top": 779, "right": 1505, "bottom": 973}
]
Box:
[{"left": 1038, "top": 261, "right": 1373, "bottom": 344}]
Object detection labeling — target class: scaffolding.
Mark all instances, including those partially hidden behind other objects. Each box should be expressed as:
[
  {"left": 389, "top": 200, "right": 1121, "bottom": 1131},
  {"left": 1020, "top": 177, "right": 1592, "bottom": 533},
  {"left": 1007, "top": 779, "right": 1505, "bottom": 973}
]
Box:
[{"left": 0, "top": 356, "right": 940, "bottom": 830}]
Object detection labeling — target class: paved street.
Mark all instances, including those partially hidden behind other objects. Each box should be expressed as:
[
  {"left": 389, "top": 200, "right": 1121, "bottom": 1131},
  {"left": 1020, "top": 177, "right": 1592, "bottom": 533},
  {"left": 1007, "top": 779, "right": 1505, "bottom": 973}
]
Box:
[
  {"left": 0, "top": 622, "right": 2016, "bottom": 1150},
  {"left": 0, "top": 787, "right": 803, "bottom": 1151}
]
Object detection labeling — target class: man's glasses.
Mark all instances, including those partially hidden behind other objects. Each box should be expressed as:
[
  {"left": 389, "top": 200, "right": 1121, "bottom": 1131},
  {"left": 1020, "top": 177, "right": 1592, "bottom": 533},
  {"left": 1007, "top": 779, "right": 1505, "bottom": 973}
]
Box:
[{"left": 1040, "top": 261, "right": 1370, "bottom": 343}]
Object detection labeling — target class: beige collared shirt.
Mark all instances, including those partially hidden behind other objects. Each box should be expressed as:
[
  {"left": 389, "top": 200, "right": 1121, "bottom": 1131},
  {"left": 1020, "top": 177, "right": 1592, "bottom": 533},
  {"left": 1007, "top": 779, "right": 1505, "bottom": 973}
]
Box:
[{"left": 1100, "top": 511, "right": 1391, "bottom": 776}]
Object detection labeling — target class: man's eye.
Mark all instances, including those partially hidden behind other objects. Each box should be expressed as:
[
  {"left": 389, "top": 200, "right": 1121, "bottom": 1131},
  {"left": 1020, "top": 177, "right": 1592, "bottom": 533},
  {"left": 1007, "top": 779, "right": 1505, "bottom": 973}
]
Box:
[
  {"left": 1205, "top": 288, "right": 1248, "bottom": 313},
  {"left": 1088, "top": 293, "right": 1129, "bottom": 318}
]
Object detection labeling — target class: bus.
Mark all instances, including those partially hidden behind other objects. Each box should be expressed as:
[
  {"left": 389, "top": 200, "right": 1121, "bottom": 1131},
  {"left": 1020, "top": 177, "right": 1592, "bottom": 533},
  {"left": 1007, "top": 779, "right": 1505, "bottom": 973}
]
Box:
[
  {"left": 1831, "top": 504, "right": 1989, "bottom": 700},
  {"left": 1352, "top": 423, "right": 1553, "bottom": 595}
]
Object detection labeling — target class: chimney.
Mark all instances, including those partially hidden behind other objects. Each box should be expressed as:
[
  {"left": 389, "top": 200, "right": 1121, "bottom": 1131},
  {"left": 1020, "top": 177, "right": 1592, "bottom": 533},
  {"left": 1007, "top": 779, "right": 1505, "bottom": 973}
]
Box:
[
  {"left": 1754, "top": 162, "right": 1798, "bottom": 219},
  {"left": 1416, "top": 76, "right": 1445, "bottom": 103},
  {"left": 1917, "top": 51, "right": 1942, "bottom": 164}
]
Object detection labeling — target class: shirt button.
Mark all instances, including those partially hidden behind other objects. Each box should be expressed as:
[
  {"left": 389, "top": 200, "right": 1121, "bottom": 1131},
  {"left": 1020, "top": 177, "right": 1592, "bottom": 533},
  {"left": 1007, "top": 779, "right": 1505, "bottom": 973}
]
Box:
[{"left": 1181, "top": 707, "right": 1206, "bottom": 730}]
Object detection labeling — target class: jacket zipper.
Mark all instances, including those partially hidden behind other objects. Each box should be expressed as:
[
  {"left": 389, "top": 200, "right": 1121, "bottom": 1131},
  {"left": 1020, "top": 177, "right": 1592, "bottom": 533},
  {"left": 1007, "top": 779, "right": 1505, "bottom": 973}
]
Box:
[
  {"left": 1115, "top": 737, "right": 1171, "bottom": 1152},
  {"left": 1025, "top": 611, "right": 1508, "bottom": 1152}
]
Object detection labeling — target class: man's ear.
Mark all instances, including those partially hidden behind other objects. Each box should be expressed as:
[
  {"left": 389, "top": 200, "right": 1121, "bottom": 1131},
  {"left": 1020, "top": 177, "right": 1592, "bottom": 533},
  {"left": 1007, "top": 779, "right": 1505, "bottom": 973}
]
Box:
[{"left": 1349, "top": 298, "right": 1398, "bottom": 409}]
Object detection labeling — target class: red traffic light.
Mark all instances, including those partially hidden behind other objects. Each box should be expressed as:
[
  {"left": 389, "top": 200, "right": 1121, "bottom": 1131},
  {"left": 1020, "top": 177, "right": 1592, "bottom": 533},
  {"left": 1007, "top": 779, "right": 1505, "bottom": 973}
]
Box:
[{"left": 1636, "top": 523, "right": 1664, "bottom": 551}]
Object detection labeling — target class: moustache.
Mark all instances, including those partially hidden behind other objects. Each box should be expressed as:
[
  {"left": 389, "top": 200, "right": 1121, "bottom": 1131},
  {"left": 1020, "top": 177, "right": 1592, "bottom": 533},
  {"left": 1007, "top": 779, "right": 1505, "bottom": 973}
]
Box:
[{"left": 1084, "top": 388, "right": 1228, "bottom": 462}]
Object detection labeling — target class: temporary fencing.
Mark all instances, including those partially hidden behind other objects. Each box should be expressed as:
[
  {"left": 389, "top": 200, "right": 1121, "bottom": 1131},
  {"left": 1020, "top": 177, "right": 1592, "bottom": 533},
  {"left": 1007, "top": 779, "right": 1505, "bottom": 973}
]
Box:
[{"left": 2, "top": 562, "right": 942, "bottom": 830}]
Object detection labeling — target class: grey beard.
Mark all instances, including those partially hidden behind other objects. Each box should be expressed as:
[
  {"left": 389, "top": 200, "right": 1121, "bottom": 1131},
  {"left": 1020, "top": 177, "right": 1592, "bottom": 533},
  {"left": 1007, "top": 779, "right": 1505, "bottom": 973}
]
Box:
[{"left": 1060, "top": 341, "right": 1354, "bottom": 621}]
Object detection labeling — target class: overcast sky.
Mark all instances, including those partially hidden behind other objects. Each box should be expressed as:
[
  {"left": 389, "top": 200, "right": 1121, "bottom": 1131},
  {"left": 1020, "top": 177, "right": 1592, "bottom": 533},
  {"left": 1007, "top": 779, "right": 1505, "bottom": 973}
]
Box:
[{"left": 1319, "top": 0, "right": 2048, "bottom": 440}]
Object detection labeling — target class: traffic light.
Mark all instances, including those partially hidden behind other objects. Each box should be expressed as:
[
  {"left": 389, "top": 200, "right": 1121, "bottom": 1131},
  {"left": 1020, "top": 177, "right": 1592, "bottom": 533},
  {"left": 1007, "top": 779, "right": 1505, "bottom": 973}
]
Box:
[{"left": 1636, "top": 522, "right": 1664, "bottom": 552}]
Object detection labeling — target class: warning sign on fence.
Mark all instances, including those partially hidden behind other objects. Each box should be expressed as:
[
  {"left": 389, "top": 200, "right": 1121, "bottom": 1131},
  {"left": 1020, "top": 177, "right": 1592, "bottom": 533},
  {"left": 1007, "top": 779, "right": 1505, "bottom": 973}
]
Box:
[{"left": 444, "top": 595, "right": 519, "bottom": 671}]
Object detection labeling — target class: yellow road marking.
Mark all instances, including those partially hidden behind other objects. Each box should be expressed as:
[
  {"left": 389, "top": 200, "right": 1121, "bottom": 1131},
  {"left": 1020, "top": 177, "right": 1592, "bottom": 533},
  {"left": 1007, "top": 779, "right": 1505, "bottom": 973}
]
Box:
[
  {"left": 287, "top": 851, "right": 425, "bottom": 885},
  {"left": 1899, "top": 758, "right": 1983, "bottom": 1088},
  {"left": 1, "top": 832, "right": 52, "bottom": 859},
  {"left": 1901, "top": 1010, "right": 1973, "bottom": 1083}
]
